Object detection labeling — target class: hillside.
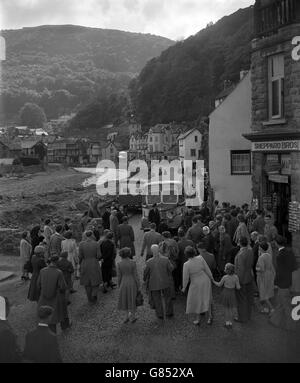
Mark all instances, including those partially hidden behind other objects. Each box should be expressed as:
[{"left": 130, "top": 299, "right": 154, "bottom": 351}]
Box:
[
  {"left": 130, "top": 6, "right": 253, "bottom": 125},
  {"left": 0, "top": 25, "right": 173, "bottom": 122}
]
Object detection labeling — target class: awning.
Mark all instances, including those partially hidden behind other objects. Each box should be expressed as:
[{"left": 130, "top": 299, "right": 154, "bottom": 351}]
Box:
[{"left": 268, "top": 174, "right": 289, "bottom": 184}]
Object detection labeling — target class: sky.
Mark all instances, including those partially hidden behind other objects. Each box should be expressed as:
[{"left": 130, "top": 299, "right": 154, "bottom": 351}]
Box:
[{"left": 0, "top": 0, "right": 254, "bottom": 40}]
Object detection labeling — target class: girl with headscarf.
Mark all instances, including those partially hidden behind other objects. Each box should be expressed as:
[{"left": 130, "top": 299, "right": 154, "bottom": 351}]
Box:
[{"left": 0, "top": 296, "right": 21, "bottom": 363}]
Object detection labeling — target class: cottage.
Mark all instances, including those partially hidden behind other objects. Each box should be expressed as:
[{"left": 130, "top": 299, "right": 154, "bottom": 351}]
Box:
[
  {"left": 178, "top": 128, "right": 203, "bottom": 170},
  {"left": 209, "top": 71, "right": 252, "bottom": 206}
]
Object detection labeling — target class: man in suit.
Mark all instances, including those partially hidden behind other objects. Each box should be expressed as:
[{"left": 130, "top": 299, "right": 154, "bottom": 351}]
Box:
[
  {"left": 251, "top": 209, "right": 265, "bottom": 235},
  {"left": 234, "top": 236, "right": 254, "bottom": 323},
  {"left": 23, "top": 306, "right": 62, "bottom": 363},
  {"left": 185, "top": 216, "right": 204, "bottom": 245},
  {"left": 140, "top": 223, "right": 162, "bottom": 261},
  {"left": 79, "top": 231, "right": 102, "bottom": 303},
  {"left": 148, "top": 203, "right": 161, "bottom": 228},
  {"left": 48, "top": 225, "right": 64, "bottom": 258},
  {"left": 109, "top": 210, "right": 119, "bottom": 246},
  {"left": 0, "top": 296, "right": 21, "bottom": 363},
  {"left": 143, "top": 245, "right": 174, "bottom": 319},
  {"left": 270, "top": 236, "right": 297, "bottom": 330}
]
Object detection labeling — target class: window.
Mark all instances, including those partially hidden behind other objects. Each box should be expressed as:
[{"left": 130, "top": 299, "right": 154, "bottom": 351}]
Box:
[
  {"left": 195, "top": 135, "right": 198, "bottom": 142},
  {"left": 231, "top": 150, "right": 251, "bottom": 175},
  {"left": 268, "top": 55, "right": 284, "bottom": 119},
  {"left": 190, "top": 149, "right": 196, "bottom": 157},
  {"left": 155, "top": 136, "right": 158, "bottom": 142}
]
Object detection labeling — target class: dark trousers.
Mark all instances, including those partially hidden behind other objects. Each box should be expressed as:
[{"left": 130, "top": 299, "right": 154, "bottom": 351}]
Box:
[
  {"left": 236, "top": 282, "right": 254, "bottom": 322},
  {"left": 150, "top": 288, "right": 174, "bottom": 318},
  {"left": 49, "top": 317, "right": 70, "bottom": 334},
  {"left": 172, "top": 263, "right": 182, "bottom": 291},
  {"left": 102, "top": 264, "right": 113, "bottom": 285}
]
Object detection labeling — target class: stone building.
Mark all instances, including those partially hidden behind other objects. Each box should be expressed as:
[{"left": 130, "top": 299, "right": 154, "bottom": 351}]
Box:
[{"left": 244, "top": 0, "right": 300, "bottom": 277}]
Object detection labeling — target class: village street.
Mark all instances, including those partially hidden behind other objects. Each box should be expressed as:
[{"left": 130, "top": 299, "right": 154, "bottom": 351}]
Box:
[{"left": 0, "top": 214, "right": 299, "bottom": 363}]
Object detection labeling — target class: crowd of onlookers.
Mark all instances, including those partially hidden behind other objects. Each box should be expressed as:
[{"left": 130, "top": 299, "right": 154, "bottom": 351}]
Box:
[{"left": 0, "top": 199, "right": 298, "bottom": 362}]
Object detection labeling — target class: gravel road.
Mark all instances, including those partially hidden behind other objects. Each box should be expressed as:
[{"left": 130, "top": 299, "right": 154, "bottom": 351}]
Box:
[{"left": 0, "top": 214, "right": 299, "bottom": 363}]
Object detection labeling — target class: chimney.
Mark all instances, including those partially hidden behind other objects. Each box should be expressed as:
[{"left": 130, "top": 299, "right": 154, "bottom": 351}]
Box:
[{"left": 240, "top": 70, "right": 249, "bottom": 80}]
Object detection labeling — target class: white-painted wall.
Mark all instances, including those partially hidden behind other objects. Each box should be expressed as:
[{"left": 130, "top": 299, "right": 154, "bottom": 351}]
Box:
[{"left": 209, "top": 72, "right": 252, "bottom": 206}]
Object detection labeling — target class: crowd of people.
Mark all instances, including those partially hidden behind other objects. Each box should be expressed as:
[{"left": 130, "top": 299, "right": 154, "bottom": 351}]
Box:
[{"left": 0, "top": 200, "right": 298, "bottom": 362}]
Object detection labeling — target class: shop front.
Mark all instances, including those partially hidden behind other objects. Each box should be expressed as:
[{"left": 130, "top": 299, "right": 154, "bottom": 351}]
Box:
[{"left": 244, "top": 134, "right": 300, "bottom": 272}]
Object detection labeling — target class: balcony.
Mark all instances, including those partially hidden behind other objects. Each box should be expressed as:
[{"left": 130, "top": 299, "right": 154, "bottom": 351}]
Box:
[{"left": 254, "top": 0, "right": 300, "bottom": 38}]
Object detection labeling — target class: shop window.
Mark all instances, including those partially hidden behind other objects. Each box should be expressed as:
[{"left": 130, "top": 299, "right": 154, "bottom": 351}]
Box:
[
  {"left": 268, "top": 55, "right": 284, "bottom": 119},
  {"left": 231, "top": 150, "right": 251, "bottom": 175}
]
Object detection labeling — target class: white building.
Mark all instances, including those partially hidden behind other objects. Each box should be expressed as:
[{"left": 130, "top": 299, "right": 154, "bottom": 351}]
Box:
[
  {"left": 209, "top": 71, "right": 252, "bottom": 206},
  {"left": 178, "top": 128, "right": 203, "bottom": 169}
]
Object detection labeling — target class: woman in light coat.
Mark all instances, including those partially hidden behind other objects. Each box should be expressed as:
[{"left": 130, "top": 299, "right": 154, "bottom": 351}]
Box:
[
  {"left": 182, "top": 246, "right": 214, "bottom": 325},
  {"left": 256, "top": 241, "right": 275, "bottom": 314},
  {"left": 20, "top": 231, "right": 32, "bottom": 280},
  {"left": 61, "top": 230, "right": 79, "bottom": 288}
]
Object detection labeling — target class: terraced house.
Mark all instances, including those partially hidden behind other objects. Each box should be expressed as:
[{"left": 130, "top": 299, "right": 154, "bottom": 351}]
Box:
[{"left": 244, "top": 0, "right": 300, "bottom": 285}]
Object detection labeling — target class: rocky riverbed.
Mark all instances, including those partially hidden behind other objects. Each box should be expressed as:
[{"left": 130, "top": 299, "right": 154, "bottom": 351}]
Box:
[{"left": 0, "top": 167, "right": 97, "bottom": 255}]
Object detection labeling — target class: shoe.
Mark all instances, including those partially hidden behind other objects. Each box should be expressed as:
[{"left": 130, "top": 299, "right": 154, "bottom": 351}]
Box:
[
  {"left": 123, "top": 318, "right": 130, "bottom": 324},
  {"left": 207, "top": 317, "right": 213, "bottom": 325},
  {"left": 131, "top": 318, "right": 137, "bottom": 323}
]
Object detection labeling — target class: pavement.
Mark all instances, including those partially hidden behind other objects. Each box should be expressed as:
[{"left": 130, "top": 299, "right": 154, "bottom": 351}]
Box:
[
  {"left": 0, "top": 271, "right": 14, "bottom": 282},
  {"left": 0, "top": 214, "right": 300, "bottom": 363}
]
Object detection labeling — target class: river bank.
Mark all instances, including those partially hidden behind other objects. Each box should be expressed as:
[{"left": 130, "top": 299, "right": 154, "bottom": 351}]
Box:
[{"left": 0, "top": 167, "right": 95, "bottom": 256}]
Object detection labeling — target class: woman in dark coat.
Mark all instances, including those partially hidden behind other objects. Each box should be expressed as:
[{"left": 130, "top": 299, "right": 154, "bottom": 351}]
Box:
[
  {"left": 37, "top": 256, "right": 70, "bottom": 333},
  {"left": 100, "top": 231, "right": 117, "bottom": 292},
  {"left": 30, "top": 225, "right": 44, "bottom": 255},
  {"left": 28, "top": 246, "right": 47, "bottom": 302},
  {"left": 117, "top": 216, "right": 135, "bottom": 257}
]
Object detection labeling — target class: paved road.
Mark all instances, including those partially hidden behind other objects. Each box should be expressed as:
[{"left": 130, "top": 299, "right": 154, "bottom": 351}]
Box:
[{"left": 0, "top": 214, "right": 299, "bottom": 363}]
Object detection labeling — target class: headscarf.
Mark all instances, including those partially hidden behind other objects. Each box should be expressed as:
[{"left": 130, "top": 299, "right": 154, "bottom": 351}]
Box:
[{"left": 0, "top": 296, "right": 8, "bottom": 321}]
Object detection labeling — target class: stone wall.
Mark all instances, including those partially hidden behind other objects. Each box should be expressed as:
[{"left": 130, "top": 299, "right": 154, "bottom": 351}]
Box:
[{"left": 251, "top": 23, "right": 300, "bottom": 131}]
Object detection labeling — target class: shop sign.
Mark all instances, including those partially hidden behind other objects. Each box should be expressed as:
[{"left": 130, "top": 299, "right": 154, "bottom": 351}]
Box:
[
  {"left": 265, "top": 154, "right": 280, "bottom": 173},
  {"left": 268, "top": 174, "right": 289, "bottom": 184},
  {"left": 252, "top": 140, "right": 300, "bottom": 152},
  {"left": 281, "top": 154, "right": 292, "bottom": 175}
]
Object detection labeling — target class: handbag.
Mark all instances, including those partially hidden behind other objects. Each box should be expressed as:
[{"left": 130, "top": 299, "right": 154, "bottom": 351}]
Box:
[{"left": 136, "top": 290, "right": 144, "bottom": 306}]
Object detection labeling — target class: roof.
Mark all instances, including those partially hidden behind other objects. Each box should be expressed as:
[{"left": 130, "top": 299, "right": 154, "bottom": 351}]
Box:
[
  {"left": 178, "top": 128, "right": 201, "bottom": 140},
  {"left": 21, "top": 140, "right": 43, "bottom": 149},
  {"left": 215, "top": 84, "right": 236, "bottom": 100},
  {"left": 149, "top": 124, "right": 169, "bottom": 134}
]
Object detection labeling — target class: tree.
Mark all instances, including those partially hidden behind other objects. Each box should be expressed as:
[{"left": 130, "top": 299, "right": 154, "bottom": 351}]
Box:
[{"left": 19, "top": 103, "right": 47, "bottom": 129}]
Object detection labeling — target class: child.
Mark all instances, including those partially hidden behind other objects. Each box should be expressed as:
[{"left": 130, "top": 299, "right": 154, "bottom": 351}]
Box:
[
  {"left": 57, "top": 251, "right": 74, "bottom": 304},
  {"left": 213, "top": 263, "right": 240, "bottom": 328}
]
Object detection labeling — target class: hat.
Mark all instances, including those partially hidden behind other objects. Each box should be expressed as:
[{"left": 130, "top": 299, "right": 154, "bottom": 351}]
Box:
[
  {"left": 203, "top": 226, "right": 210, "bottom": 234},
  {"left": 34, "top": 245, "right": 45, "bottom": 254},
  {"left": 38, "top": 306, "right": 53, "bottom": 320}
]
